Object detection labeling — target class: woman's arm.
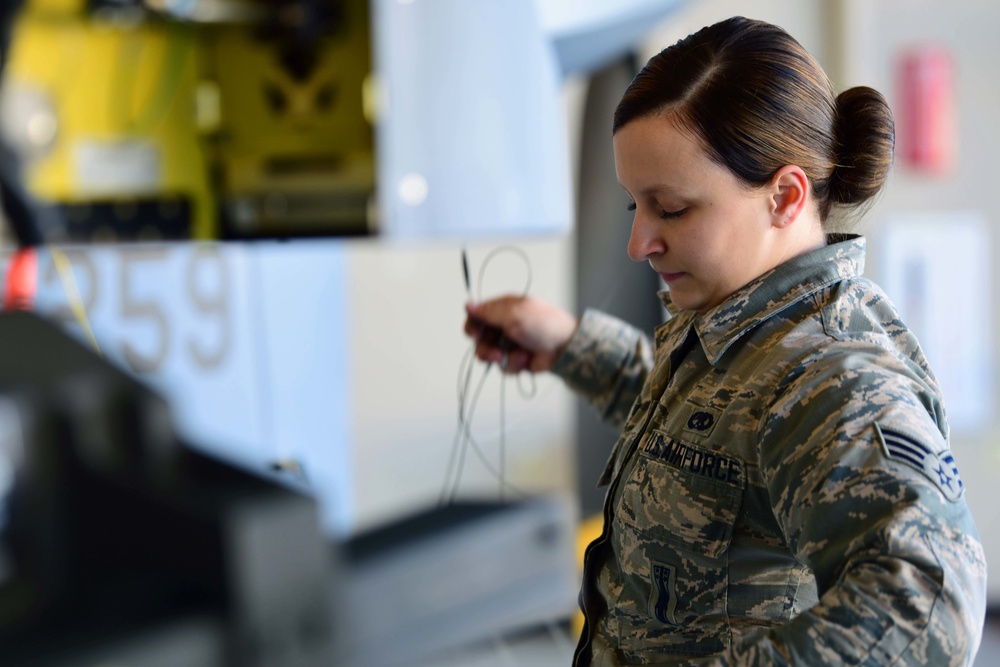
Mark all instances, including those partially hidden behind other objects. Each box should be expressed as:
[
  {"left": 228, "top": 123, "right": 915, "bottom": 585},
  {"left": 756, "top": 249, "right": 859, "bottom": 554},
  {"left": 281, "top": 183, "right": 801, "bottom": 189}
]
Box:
[
  {"left": 549, "top": 309, "right": 654, "bottom": 428},
  {"left": 464, "top": 298, "right": 654, "bottom": 428},
  {"left": 728, "top": 350, "right": 987, "bottom": 666}
]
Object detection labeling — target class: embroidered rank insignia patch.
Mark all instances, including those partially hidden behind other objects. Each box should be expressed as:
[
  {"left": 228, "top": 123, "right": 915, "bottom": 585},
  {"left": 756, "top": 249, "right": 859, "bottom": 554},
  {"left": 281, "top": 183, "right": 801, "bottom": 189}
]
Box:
[{"left": 876, "top": 423, "right": 964, "bottom": 502}]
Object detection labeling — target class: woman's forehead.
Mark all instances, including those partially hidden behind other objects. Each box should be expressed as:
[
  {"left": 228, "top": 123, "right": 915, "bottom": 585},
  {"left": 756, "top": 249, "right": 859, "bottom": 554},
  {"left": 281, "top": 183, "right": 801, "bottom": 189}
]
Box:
[{"left": 613, "top": 117, "right": 723, "bottom": 189}]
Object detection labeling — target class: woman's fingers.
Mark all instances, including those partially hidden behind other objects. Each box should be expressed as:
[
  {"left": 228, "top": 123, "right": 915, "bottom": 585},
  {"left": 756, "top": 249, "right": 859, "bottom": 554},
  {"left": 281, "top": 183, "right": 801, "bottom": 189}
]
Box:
[{"left": 462, "top": 295, "right": 578, "bottom": 374}]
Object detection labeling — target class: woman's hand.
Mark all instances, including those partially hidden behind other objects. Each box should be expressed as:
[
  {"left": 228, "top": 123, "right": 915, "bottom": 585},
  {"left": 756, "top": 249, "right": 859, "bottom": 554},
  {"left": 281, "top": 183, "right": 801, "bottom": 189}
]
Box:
[{"left": 464, "top": 296, "right": 578, "bottom": 374}]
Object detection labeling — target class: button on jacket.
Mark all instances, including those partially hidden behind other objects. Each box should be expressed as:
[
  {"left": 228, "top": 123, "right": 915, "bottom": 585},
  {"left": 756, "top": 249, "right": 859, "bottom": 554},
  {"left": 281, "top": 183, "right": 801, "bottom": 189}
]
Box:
[{"left": 553, "top": 235, "right": 987, "bottom": 666}]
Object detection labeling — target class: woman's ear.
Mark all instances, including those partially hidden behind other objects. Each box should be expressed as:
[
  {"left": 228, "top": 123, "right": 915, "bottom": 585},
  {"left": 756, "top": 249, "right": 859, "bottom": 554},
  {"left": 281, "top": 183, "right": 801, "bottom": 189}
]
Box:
[{"left": 769, "top": 165, "right": 809, "bottom": 228}]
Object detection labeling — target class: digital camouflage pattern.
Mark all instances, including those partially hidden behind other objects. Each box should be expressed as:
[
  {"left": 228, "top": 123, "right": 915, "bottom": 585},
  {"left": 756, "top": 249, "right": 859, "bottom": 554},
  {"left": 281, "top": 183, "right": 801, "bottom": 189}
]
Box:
[{"left": 552, "top": 235, "right": 987, "bottom": 666}]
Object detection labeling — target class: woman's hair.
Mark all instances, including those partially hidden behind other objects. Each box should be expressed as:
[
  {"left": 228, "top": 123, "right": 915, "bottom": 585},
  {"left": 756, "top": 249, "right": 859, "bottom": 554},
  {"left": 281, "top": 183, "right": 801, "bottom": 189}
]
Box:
[{"left": 613, "top": 16, "right": 894, "bottom": 224}]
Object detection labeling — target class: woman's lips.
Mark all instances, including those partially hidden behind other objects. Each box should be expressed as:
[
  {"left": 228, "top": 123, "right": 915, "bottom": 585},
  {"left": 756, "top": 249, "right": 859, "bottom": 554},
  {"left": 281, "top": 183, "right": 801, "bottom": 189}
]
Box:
[{"left": 659, "top": 272, "right": 686, "bottom": 283}]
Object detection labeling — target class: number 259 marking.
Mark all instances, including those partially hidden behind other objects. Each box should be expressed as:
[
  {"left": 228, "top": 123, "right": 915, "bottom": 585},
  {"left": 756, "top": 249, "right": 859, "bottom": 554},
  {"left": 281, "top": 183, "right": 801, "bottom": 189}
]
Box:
[{"left": 43, "top": 245, "right": 232, "bottom": 375}]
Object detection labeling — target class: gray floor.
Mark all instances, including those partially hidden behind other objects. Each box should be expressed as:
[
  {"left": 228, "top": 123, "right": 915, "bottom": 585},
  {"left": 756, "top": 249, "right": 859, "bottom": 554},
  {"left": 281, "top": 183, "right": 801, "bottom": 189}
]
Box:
[{"left": 414, "top": 625, "right": 575, "bottom": 667}]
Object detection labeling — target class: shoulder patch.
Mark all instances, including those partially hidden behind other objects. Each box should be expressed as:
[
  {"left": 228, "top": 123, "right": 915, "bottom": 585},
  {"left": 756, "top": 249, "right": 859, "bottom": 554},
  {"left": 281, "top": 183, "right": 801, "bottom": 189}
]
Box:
[{"left": 875, "top": 423, "right": 964, "bottom": 502}]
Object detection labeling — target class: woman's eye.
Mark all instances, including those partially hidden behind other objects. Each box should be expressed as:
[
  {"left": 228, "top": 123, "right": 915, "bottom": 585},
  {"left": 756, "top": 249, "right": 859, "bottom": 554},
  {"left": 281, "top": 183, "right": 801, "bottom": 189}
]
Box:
[{"left": 625, "top": 199, "right": 685, "bottom": 218}]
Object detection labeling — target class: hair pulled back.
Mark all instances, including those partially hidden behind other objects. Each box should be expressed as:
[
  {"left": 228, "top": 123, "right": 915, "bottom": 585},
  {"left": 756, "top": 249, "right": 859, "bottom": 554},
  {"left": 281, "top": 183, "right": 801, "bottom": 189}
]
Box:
[{"left": 613, "top": 16, "right": 894, "bottom": 223}]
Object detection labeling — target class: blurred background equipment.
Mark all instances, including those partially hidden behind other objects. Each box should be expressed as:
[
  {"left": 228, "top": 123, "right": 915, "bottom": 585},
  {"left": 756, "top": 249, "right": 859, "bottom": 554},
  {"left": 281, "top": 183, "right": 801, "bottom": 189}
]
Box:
[
  {"left": 1, "top": 0, "right": 374, "bottom": 242},
  {"left": 2, "top": 0, "right": 214, "bottom": 241},
  {"left": 0, "top": 310, "right": 336, "bottom": 667},
  {"left": 0, "top": 310, "right": 579, "bottom": 666},
  {"left": 208, "top": 0, "right": 375, "bottom": 239},
  {"left": 1, "top": 0, "right": 692, "bottom": 534},
  {"left": 340, "top": 497, "right": 577, "bottom": 667},
  {"left": 1, "top": 0, "right": 689, "bottom": 243}
]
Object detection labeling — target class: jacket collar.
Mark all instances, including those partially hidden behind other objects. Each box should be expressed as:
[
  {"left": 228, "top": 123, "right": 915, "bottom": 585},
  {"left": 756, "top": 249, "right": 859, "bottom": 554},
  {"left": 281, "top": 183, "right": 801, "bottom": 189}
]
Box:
[{"left": 657, "top": 234, "right": 866, "bottom": 365}]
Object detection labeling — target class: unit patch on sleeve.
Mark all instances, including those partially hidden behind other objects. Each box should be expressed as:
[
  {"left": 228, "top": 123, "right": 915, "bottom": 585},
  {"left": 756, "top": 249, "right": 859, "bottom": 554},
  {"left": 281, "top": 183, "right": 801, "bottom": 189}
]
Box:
[{"left": 875, "top": 423, "right": 964, "bottom": 502}]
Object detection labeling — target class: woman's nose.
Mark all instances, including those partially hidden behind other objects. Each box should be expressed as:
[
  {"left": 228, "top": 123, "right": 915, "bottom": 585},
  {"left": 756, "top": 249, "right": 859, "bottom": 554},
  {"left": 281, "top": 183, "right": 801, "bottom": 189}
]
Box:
[{"left": 627, "top": 214, "right": 665, "bottom": 262}]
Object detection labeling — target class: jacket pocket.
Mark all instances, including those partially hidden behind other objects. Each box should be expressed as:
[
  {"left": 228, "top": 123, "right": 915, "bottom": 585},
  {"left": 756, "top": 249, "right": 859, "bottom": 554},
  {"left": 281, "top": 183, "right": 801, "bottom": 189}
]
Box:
[
  {"left": 611, "top": 431, "right": 746, "bottom": 655},
  {"left": 617, "top": 431, "right": 745, "bottom": 559}
]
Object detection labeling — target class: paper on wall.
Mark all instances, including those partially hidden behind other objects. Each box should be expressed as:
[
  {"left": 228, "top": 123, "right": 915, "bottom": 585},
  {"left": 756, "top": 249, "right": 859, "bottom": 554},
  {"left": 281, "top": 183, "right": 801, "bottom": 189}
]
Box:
[{"left": 880, "top": 212, "right": 993, "bottom": 434}]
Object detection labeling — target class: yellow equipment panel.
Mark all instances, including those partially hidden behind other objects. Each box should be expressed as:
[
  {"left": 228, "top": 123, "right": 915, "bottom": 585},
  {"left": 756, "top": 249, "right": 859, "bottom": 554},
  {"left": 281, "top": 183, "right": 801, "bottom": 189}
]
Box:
[
  {"left": 5, "top": 4, "right": 216, "bottom": 239},
  {"left": 205, "top": 0, "right": 374, "bottom": 237}
]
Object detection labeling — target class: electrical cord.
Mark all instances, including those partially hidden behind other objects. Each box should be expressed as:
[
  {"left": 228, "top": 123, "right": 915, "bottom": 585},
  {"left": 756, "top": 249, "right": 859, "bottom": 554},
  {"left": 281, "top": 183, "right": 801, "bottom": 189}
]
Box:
[{"left": 441, "top": 245, "right": 536, "bottom": 504}]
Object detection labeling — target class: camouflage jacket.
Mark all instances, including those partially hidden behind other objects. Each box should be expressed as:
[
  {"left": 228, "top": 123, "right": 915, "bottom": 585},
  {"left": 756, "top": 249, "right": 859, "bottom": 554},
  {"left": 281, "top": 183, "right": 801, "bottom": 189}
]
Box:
[{"left": 553, "top": 235, "right": 987, "bottom": 666}]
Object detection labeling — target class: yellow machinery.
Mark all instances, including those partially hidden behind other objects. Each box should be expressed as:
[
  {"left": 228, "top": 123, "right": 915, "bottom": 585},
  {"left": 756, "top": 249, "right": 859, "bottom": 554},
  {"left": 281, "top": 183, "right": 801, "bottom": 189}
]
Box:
[
  {"left": 206, "top": 0, "right": 374, "bottom": 239},
  {"left": 2, "top": 0, "right": 374, "bottom": 241}
]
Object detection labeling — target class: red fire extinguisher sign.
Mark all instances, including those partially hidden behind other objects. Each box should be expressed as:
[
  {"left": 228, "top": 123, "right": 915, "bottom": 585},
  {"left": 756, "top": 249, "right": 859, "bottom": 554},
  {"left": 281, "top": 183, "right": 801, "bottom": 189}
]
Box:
[{"left": 897, "top": 46, "right": 956, "bottom": 174}]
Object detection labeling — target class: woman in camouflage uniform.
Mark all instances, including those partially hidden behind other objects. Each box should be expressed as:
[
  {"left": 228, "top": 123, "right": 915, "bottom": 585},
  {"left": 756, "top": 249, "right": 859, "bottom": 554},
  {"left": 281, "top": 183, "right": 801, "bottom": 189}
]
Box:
[{"left": 465, "top": 15, "right": 987, "bottom": 667}]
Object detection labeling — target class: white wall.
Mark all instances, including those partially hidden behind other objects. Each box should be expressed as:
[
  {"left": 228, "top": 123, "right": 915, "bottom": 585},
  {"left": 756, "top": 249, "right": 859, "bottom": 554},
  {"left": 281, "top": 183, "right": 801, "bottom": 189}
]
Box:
[
  {"left": 638, "top": 1, "right": 827, "bottom": 65},
  {"left": 345, "top": 236, "right": 578, "bottom": 531}
]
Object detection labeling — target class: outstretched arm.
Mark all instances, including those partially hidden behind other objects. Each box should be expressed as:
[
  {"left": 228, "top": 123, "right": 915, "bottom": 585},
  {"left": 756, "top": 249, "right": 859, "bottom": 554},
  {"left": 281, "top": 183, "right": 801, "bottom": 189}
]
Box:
[
  {"left": 464, "top": 295, "right": 579, "bottom": 374},
  {"left": 463, "top": 298, "right": 654, "bottom": 428}
]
